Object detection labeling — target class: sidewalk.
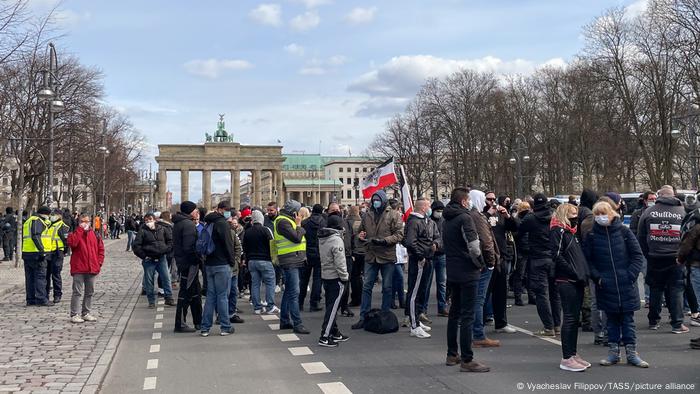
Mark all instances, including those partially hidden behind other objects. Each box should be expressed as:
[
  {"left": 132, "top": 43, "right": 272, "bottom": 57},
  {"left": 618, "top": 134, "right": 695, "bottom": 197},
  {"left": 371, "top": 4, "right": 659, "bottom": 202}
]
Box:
[
  {"left": 0, "top": 239, "right": 142, "bottom": 394},
  {"left": 0, "top": 260, "right": 25, "bottom": 298}
]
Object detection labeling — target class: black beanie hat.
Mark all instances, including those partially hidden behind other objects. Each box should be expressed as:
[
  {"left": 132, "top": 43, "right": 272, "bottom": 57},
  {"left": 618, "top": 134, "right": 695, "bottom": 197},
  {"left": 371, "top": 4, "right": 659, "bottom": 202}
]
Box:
[
  {"left": 312, "top": 204, "right": 324, "bottom": 214},
  {"left": 533, "top": 193, "right": 548, "bottom": 209},
  {"left": 180, "top": 201, "right": 197, "bottom": 215},
  {"left": 37, "top": 206, "right": 51, "bottom": 215},
  {"left": 327, "top": 215, "right": 344, "bottom": 230},
  {"left": 431, "top": 200, "right": 445, "bottom": 210}
]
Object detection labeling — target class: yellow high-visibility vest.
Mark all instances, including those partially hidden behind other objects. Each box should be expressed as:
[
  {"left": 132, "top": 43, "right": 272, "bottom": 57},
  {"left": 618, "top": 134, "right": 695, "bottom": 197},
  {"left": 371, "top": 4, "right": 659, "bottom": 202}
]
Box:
[
  {"left": 22, "top": 216, "right": 53, "bottom": 253},
  {"left": 49, "top": 220, "right": 69, "bottom": 250},
  {"left": 273, "top": 215, "right": 306, "bottom": 256}
]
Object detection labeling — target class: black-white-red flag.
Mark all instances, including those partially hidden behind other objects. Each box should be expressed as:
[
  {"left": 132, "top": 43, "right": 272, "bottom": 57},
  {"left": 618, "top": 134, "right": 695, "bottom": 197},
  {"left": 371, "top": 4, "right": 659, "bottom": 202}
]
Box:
[
  {"left": 361, "top": 158, "right": 398, "bottom": 199},
  {"left": 399, "top": 164, "right": 413, "bottom": 222}
]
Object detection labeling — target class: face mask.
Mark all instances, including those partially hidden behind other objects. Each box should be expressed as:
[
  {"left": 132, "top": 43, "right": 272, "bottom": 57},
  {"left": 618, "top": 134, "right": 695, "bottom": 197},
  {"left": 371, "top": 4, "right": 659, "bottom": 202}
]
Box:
[
  {"left": 372, "top": 200, "right": 382, "bottom": 209},
  {"left": 647, "top": 201, "right": 655, "bottom": 208},
  {"left": 594, "top": 215, "right": 610, "bottom": 226},
  {"left": 80, "top": 223, "right": 90, "bottom": 231},
  {"left": 146, "top": 221, "right": 156, "bottom": 230},
  {"left": 39, "top": 214, "right": 49, "bottom": 220},
  {"left": 465, "top": 201, "right": 473, "bottom": 210},
  {"left": 223, "top": 211, "right": 231, "bottom": 219},
  {"left": 434, "top": 211, "right": 443, "bottom": 219},
  {"left": 568, "top": 217, "right": 578, "bottom": 228},
  {"left": 50, "top": 215, "right": 60, "bottom": 222},
  {"left": 360, "top": 207, "right": 367, "bottom": 213},
  {"left": 426, "top": 208, "right": 432, "bottom": 218}
]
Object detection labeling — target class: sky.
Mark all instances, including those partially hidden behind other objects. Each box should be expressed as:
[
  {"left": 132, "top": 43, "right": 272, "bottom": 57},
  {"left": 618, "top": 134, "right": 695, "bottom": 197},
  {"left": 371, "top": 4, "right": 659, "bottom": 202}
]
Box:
[{"left": 29, "top": 0, "right": 647, "bottom": 203}]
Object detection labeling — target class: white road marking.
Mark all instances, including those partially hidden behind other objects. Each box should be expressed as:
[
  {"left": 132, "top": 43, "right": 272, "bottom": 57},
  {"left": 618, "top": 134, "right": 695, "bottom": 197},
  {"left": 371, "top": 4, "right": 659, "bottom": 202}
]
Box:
[
  {"left": 155, "top": 314, "right": 163, "bottom": 320},
  {"left": 318, "top": 382, "right": 352, "bottom": 394},
  {"left": 508, "top": 324, "right": 562, "bottom": 346},
  {"left": 146, "top": 359, "right": 159, "bottom": 370},
  {"left": 277, "top": 333, "right": 300, "bottom": 342},
  {"left": 156, "top": 307, "right": 164, "bottom": 312},
  {"left": 153, "top": 322, "right": 163, "bottom": 329},
  {"left": 301, "top": 361, "right": 331, "bottom": 374},
  {"left": 260, "top": 314, "right": 279, "bottom": 321},
  {"left": 268, "top": 323, "right": 280, "bottom": 331},
  {"left": 152, "top": 333, "right": 161, "bottom": 340},
  {"left": 157, "top": 300, "right": 164, "bottom": 305},
  {"left": 288, "top": 346, "right": 313, "bottom": 356},
  {"left": 149, "top": 344, "right": 160, "bottom": 353},
  {"left": 143, "top": 377, "right": 157, "bottom": 390}
]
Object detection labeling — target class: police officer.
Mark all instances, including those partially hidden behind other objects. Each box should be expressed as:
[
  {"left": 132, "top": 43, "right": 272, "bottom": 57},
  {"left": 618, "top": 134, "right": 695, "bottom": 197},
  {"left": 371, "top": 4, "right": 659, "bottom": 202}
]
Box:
[
  {"left": 22, "top": 206, "right": 53, "bottom": 306},
  {"left": 47, "top": 209, "right": 70, "bottom": 304}
]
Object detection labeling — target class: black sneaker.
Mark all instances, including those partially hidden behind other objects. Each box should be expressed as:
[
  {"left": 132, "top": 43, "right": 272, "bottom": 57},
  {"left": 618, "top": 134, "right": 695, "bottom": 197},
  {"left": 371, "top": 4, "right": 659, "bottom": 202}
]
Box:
[
  {"left": 279, "top": 323, "right": 294, "bottom": 330},
  {"left": 174, "top": 325, "right": 197, "bottom": 333},
  {"left": 341, "top": 309, "right": 355, "bottom": 317},
  {"left": 332, "top": 332, "right": 350, "bottom": 342},
  {"left": 351, "top": 319, "right": 365, "bottom": 330},
  {"left": 53, "top": 297, "right": 61, "bottom": 304},
  {"left": 294, "top": 325, "right": 310, "bottom": 334},
  {"left": 319, "top": 336, "right": 338, "bottom": 347},
  {"left": 230, "top": 315, "right": 245, "bottom": 324},
  {"left": 310, "top": 305, "right": 323, "bottom": 312}
]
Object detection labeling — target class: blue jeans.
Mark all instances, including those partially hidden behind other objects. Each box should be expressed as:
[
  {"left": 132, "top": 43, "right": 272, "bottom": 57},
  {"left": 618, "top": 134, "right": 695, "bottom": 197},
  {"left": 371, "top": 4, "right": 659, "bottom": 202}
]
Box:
[
  {"left": 228, "top": 274, "right": 238, "bottom": 316},
  {"left": 280, "top": 267, "right": 302, "bottom": 327},
  {"left": 423, "top": 254, "right": 447, "bottom": 312},
  {"left": 126, "top": 230, "right": 135, "bottom": 251},
  {"left": 360, "top": 261, "right": 395, "bottom": 319},
  {"left": 472, "top": 268, "right": 493, "bottom": 340},
  {"left": 392, "top": 264, "right": 404, "bottom": 306},
  {"left": 606, "top": 311, "right": 636, "bottom": 345},
  {"left": 691, "top": 267, "right": 700, "bottom": 310},
  {"left": 202, "top": 265, "right": 232, "bottom": 332},
  {"left": 249, "top": 260, "right": 276, "bottom": 310},
  {"left": 142, "top": 256, "right": 172, "bottom": 305}
]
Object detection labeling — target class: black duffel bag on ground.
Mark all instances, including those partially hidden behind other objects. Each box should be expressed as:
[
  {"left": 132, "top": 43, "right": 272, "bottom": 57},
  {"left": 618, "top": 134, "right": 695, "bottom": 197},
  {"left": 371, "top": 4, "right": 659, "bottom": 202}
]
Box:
[{"left": 364, "top": 308, "right": 399, "bottom": 334}]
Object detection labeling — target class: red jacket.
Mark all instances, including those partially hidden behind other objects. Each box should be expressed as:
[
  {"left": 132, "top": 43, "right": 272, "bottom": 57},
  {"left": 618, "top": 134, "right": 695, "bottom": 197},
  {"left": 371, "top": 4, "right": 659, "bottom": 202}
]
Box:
[{"left": 68, "top": 226, "right": 105, "bottom": 275}]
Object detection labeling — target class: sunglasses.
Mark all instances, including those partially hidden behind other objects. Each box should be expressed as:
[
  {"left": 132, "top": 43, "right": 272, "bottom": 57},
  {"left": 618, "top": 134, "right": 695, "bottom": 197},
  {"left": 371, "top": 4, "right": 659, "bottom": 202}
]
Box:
[{"left": 486, "top": 198, "right": 496, "bottom": 202}]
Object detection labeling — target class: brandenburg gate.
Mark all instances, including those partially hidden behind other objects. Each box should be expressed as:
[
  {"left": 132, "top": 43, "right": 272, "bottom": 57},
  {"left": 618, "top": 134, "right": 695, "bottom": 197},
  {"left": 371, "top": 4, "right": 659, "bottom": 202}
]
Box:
[{"left": 154, "top": 115, "right": 285, "bottom": 210}]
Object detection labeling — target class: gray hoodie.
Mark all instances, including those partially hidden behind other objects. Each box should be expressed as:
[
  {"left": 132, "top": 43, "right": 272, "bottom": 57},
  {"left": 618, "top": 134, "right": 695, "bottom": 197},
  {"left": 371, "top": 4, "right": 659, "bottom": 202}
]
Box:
[{"left": 318, "top": 227, "right": 349, "bottom": 281}]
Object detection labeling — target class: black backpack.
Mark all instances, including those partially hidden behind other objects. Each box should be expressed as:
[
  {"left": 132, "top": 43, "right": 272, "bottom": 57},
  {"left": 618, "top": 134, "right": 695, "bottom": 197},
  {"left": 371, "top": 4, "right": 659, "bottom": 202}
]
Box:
[{"left": 364, "top": 308, "right": 399, "bottom": 334}]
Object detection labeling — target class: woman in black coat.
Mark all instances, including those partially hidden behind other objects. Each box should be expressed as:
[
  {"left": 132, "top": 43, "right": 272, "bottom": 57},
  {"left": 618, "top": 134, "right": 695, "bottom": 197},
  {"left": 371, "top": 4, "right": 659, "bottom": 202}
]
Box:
[
  {"left": 551, "top": 203, "right": 590, "bottom": 372},
  {"left": 583, "top": 201, "right": 648, "bottom": 368}
]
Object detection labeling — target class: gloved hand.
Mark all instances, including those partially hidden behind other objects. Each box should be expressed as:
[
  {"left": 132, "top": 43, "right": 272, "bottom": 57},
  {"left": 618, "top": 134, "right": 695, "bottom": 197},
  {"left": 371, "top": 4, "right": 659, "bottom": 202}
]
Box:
[{"left": 370, "top": 238, "right": 388, "bottom": 246}]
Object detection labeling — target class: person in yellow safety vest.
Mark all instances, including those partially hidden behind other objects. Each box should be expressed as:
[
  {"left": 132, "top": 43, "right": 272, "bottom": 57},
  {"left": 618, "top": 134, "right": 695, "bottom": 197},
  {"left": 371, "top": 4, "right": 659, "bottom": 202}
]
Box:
[
  {"left": 46, "top": 209, "right": 70, "bottom": 304},
  {"left": 273, "top": 199, "right": 311, "bottom": 335},
  {"left": 22, "top": 206, "right": 53, "bottom": 306}
]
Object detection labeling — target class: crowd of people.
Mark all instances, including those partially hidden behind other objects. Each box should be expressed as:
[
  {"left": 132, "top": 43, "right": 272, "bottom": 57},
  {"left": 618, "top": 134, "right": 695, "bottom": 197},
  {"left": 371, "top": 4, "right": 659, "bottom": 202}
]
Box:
[{"left": 15, "top": 182, "right": 700, "bottom": 373}]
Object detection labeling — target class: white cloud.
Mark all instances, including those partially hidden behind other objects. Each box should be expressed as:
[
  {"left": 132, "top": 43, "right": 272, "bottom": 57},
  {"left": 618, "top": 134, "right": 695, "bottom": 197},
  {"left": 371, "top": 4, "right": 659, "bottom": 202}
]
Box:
[
  {"left": 345, "top": 7, "right": 377, "bottom": 25},
  {"left": 328, "top": 55, "right": 347, "bottom": 66},
  {"left": 290, "top": 11, "right": 320, "bottom": 31},
  {"left": 298, "top": 55, "right": 348, "bottom": 75},
  {"left": 183, "top": 59, "right": 253, "bottom": 79},
  {"left": 54, "top": 9, "right": 92, "bottom": 27},
  {"left": 300, "top": 67, "right": 326, "bottom": 75},
  {"left": 249, "top": 4, "right": 282, "bottom": 27},
  {"left": 293, "top": 0, "right": 332, "bottom": 9},
  {"left": 349, "top": 55, "right": 566, "bottom": 116},
  {"left": 625, "top": 0, "right": 648, "bottom": 19},
  {"left": 284, "top": 43, "right": 305, "bottom": 56}
]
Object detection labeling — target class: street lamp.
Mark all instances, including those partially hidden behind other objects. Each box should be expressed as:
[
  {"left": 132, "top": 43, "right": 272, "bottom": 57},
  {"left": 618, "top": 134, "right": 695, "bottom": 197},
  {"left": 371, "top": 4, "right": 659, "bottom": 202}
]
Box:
[
  {"left": 98, "top": 146, "right": 109, "bottom": 212},
  {"left": 38, "top": 43, "right": 64, "bottom": 207},
  {"left": 672, "top": 104, "right": 700, "bottom": 190},
  {"left": 509, "top": 133, "right": 530, "bottom": 198},
  {"left": 428, "top": 170, "right": 441, "bottom": 200}
]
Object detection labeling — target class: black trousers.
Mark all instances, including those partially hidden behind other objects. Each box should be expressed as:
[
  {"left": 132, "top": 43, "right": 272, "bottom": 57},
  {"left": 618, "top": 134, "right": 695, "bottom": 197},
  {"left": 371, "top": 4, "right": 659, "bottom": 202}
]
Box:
[
  {"left": 447, "top": 277, "right": 479, "bottom": 363},
  {"left": 558, "top": 281, "right": 584, "bottom": 359},
  {"left": 46, "top": 251, "right": 64, "bottom": 300},
  {"left": 175, "top": 265, "right": 202, "bottom": 329},
  {"left": 321, "top": 279, "right": 344, "bottom": 338},
  {"left": 339, "top": 256, "right": 353, "bottom": 310},
  {"left": 686, "top": 270, "right": 698, "bottom": 314},
  {"left": 510, "top": 255, "right": 527, "bottom": 299},
  {"left": 2, "top": 232, "right": 15, "bottom": 259},
  {"left": 350, "top": 254, "right": 365, "bottom": 306},
  {"left": 299, "top": 256, "right": 322, "bottom": 308},
  {"left": 487, "top": 266, "right": 508, "bottom": 329},
  {"left": 404, "top": 256, "right": 431, "bottom": 329},
  {"left": 528, "top": 258, "right": 561, "bottom": 329}
]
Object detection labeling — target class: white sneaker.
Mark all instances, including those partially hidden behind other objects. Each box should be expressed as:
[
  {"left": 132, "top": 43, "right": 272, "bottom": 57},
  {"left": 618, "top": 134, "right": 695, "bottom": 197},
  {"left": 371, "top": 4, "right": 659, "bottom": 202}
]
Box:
[
  {"left": 265, "top": 305, "right": 280, "bottom": 314},
  {"left": 275, "top": 285, "right": 282, "bottom": 294},
  {"left": 495, "top": 325, "right": 517, "bottom": 334},
  {"left": 254, "top": 309, "right": 263, "bottom": 315},
  {"left": 419, "top": 322, "right": 432, "bottom": 332},
  {"left": 70, "top": 315, "right": 85, "bottom": 324},
  {"left": 261, "top": 301, "right": 268, "bottom": 306},
  {"left": 410, "top": 326, "right": 431, "bottom": 339},
  {"left": 82, "top": 314, "right": 97, "bottom": 322}
]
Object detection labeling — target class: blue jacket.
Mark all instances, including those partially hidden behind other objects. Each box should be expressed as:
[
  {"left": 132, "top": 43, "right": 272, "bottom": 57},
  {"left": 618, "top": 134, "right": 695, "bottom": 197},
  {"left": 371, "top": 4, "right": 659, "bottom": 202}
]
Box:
[{"left": 582, "top": 218, "right": 646, "bottom": 313}]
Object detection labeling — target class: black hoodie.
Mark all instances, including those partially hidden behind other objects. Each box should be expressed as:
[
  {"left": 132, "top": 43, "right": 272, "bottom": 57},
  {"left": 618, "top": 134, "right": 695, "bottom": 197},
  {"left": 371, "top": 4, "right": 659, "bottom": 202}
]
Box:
[
  {"left": 172, "top": 212, "right": 198, "bottom": 269},
  {"left": 302, "top": 213, "right": 326, "bottom": 260},
  {"left": 517, "top": 205, "right": 553, "bottom": 260},
  {"left": 442, "top": 201, "right": 483, "bottom": 283},
  {"left": 203, "top": 211, "right": 236, "bottom": 267}
]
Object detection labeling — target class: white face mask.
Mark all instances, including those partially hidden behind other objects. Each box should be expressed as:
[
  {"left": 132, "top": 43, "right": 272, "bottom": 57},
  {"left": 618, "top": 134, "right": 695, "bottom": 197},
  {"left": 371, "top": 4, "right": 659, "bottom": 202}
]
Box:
[
  {"left": 50, "top": 215, "right": 60, "bottom": 222},
  {"left": 434, "top": 211, "right": 443, "bottom": 219},
  {"left": 146, "top": 221, "right": 156, "bottom": 230},
  {"left": 80, "top": 223, "right": 90, "bottom": 231},
  {"left": 594, "top": 215, "right": 610, "bottom": 226},
  {"left": 647, "top": 201, "right": 655, "bottom": 208}
]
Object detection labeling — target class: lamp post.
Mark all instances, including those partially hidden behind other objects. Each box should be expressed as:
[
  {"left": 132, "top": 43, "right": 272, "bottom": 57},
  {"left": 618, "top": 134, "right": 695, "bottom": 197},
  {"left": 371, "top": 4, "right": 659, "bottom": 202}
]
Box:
[
  {"left": 98, "top": 146, "right": 109, "bottom": 212},
  {"left": 509, "top": 133, "right": 530, "bottom": 198},
  {"left": 428, "top": 170, "right": 441, "bottom": 200},
  {"left": 37, "top": 43, "right": 65, "bottom": 207},
  {"left": 672, "top": 104, "right": 700, "bottom": 190}
]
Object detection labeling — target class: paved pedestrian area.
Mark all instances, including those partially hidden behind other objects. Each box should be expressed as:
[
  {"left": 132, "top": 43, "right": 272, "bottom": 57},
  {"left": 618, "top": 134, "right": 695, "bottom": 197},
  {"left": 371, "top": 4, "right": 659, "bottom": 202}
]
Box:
[
  {"left": 0, "top": 259, "right": 25, "bottom": 297},
  {"left": 0, "top": 240, "right": 141, "bottom": 394}
]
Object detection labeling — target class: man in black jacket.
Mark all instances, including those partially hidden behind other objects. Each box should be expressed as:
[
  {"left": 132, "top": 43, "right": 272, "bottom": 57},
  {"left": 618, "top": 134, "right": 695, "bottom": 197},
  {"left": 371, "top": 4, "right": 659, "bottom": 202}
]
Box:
[
  {"left": 300, "top": 204, "right": 325, "bottom": 312},
  {"left": 172, "top": 201, "right": 202, "bottom": 333},
  {"left": 443, "top": 188, "right": 490, "bottom": 373},
  {"left": 132, "top": 213, "right": 174, "bottom": 308},
  {"left": 403, "top": 198, "right": 441, "bottom": 339},
  {"left": 517, "top": 193, "right": 561, "bottom": 337},
  {"left": 200, "top": 201, "right": 236, "bottom": 336},
  {"left": 423, "top": 201, "right": 447, "bottom": 316},
  {"left": 125, "top": 214, "right": 138, "bottom": 251},
  {"left": 2, "top": 207, "right": 17, "bottom": 261},
  {"left": 243, "top": 210, "right": 278, "bottom": 315}
]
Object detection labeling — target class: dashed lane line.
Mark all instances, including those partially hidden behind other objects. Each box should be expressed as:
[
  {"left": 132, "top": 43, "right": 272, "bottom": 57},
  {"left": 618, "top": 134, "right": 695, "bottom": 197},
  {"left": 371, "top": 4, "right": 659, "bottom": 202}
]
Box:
[
  {"left": 277, "top": 333, "right": 300, "bottom": 342},
  {"left": 269, "top": 323, "right": 280, "bottom": 331},
  {"left": 153, "top": 322, "right": 163, "bottom": 329},
  {"left": 156, "top": 307, "right": 164, "bottom": 312},
  {"left": 143, "top": 377, "right": 157, "bottom": 391},
  {"left": 288, "top": 346, "right": 314, "bottom": 356},
  {"left": 301, "top": 362, "right": 331, "bottom": 374},
  {"left": 149, "top": 344, "right": 160, "bottom": 353},
  {"left": 318, "top": 382, "right": 353, "bottom": 394},
  {"left": 146, "top": 359, "right": 159, "bottom": 370},
  {"left": 260, "top": 314, "right": 279, "bottom": 321},
  {"left": 155, "top": 314, "right": 163, "bottom": 320},
  {"left": 152, "top": 332, "right": 161, "bottom": 340}
]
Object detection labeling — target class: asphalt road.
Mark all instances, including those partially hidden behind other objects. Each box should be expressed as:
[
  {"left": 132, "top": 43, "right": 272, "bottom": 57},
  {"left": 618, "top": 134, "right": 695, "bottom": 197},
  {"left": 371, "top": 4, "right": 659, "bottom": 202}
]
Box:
[{"left": 100, "top": 277, "right": 700, "bottom": 394}]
